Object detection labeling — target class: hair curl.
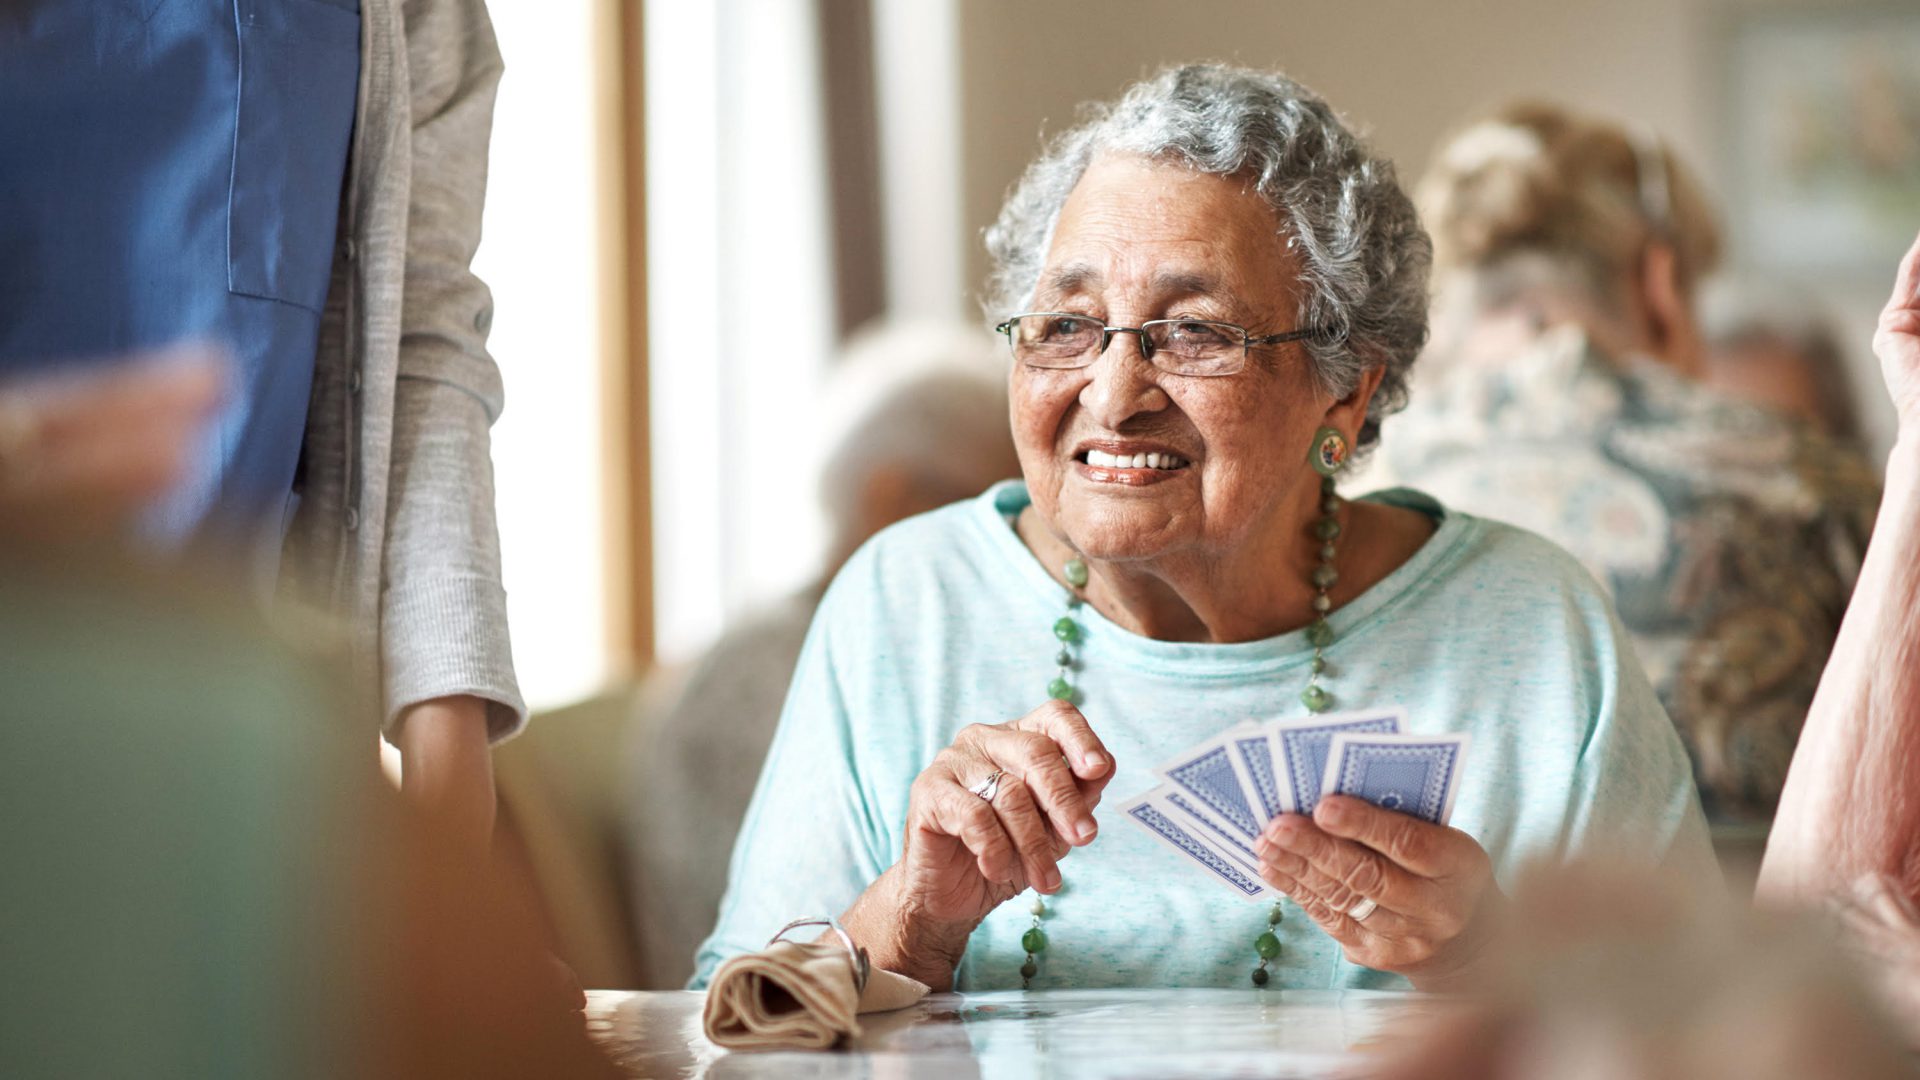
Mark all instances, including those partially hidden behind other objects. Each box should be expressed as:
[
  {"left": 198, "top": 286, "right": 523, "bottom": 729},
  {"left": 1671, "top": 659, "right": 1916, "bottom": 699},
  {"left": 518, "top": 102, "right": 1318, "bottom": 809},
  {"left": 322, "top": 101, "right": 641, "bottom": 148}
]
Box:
[{"left": 983, "top": 63, "right": 1432, "bottom": 449}]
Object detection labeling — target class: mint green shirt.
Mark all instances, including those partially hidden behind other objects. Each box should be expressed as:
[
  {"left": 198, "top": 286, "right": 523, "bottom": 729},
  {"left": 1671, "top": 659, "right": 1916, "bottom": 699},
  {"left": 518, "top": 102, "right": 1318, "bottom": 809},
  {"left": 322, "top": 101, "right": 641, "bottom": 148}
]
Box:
[{"left": 692, "top": 482, "right": 1716, "bottom": 990}]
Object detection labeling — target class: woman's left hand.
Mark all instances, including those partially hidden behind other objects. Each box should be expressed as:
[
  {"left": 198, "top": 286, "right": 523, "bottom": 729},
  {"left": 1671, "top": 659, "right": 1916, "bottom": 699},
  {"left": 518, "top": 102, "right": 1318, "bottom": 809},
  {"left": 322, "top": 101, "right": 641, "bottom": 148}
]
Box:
[{"left": 1254, "top": 794, "right": 1503, "bottom": 990}]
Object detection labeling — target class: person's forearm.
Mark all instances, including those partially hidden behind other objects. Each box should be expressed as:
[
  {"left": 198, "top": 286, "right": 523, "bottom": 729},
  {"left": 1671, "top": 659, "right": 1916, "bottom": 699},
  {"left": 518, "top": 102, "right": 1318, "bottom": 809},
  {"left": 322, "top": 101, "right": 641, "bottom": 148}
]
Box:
[
  {"left": 838, "top": 867, "right": 976, "bottom": 992},
  {"left": 397, "top": 694, "right": 497, "bottom": 853},
  {"left": 1760, "top": 435, "right": 1920, "bottom": 906}
]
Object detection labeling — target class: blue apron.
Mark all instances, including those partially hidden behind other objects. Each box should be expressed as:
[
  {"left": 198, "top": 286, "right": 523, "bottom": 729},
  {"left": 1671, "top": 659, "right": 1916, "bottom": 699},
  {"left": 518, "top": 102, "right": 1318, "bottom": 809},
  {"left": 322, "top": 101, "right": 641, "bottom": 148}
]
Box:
[{"left": 0, "top": 0, "right": 360, "bottom": 573}]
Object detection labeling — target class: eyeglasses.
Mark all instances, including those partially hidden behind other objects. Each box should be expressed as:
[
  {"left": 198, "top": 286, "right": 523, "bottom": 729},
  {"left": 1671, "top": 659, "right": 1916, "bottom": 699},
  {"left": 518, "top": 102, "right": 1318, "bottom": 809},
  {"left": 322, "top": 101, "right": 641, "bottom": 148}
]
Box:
[{"left": 993, "top": 312, "right": 1337, "bottom": 378}]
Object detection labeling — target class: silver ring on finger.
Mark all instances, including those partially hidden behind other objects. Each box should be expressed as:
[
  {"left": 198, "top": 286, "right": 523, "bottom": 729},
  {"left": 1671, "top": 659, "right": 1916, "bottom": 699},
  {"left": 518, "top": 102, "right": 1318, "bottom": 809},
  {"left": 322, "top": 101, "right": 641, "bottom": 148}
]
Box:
[
  {"left": 1347, "top": 898, "right": 1378, "bottom": 922},
  {"left": 970, "top": 768, "right": 1006, "bottom": 802}
]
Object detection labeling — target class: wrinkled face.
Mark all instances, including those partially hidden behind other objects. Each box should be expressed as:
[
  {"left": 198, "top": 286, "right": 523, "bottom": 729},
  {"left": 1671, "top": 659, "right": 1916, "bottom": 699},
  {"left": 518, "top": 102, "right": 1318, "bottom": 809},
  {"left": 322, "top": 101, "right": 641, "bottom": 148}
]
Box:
[{"left": 1011, "top": 155, "right": 1343, "bottom": 565}]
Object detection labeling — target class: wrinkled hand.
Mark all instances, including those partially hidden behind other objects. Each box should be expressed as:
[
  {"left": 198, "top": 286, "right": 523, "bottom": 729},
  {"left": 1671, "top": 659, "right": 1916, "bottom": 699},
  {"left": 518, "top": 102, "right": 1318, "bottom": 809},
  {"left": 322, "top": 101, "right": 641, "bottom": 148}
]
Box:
[
  {"left": 898, "top": 699, "right": 1113, "bottom": 930},
  {"left": 0, "top": 344, "right": 225, "bottom": 542},
  {"left": 1255, "top": 795, "right": 1501, "bottom": 990},
  {"left": 1876, "top": 228, "right": 1920, "bottom": 433}
]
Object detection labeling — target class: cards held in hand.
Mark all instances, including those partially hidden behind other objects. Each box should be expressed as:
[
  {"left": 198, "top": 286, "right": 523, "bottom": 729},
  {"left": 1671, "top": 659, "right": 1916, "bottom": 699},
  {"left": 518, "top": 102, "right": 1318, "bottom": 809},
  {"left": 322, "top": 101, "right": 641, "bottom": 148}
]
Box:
[{"left": 1122, "top": 707, "right": 1470, "bottom": 896}]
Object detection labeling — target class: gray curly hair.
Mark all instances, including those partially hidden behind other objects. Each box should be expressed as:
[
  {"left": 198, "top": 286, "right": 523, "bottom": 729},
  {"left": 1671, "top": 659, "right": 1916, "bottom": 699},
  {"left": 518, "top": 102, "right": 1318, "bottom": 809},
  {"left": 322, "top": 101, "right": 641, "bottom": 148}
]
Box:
[{"left": 983, "top": 63, "right": 1431, "bottom": 448}]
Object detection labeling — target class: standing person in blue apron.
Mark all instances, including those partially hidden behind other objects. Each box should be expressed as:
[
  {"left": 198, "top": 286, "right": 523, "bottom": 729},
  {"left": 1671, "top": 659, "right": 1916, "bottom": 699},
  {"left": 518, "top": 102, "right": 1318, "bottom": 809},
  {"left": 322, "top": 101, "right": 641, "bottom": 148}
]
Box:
[{"left": 0, "top": 0, "right": 523, "bottom": 854}]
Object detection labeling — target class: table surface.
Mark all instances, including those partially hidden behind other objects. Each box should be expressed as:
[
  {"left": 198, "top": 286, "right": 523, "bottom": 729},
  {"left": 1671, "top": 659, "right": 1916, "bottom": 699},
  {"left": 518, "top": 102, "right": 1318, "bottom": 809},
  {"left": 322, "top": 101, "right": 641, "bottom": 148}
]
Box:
[{"left": 584, "top": 987, "right": 1447, "bottom": 1078}]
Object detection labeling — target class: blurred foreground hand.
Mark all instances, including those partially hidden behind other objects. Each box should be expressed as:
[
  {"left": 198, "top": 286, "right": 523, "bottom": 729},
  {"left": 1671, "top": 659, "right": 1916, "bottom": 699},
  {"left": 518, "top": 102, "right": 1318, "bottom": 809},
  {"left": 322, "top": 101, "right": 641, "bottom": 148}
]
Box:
[
  {"left": 1376, "top": 862, "right": 1910, "bottom": 1080},
  {"left": 0, "top": 344, "right": 225, "bottom": 543}
]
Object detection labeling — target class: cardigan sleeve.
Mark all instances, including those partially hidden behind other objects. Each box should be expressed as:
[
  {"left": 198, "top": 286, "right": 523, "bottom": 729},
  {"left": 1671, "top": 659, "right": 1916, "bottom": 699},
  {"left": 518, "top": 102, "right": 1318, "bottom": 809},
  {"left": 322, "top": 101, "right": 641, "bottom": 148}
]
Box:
[{"left": 378, "top": 0, "right": 523, "bottom": 740}]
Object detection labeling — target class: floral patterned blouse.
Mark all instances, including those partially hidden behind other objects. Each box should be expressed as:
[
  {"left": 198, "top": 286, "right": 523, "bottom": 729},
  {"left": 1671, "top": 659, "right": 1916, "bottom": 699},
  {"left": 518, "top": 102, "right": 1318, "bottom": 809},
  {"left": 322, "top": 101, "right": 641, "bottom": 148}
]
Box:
[{"left": 1368, "top": 327, "right": 1881, "bottom": 823}]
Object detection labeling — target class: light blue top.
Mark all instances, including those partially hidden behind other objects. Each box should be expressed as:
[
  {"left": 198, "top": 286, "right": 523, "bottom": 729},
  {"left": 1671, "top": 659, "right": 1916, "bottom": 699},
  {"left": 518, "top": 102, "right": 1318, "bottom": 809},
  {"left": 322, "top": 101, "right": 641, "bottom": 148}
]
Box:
[{"left": 693, "top": 482, "right": 1717, "bottom": 991}]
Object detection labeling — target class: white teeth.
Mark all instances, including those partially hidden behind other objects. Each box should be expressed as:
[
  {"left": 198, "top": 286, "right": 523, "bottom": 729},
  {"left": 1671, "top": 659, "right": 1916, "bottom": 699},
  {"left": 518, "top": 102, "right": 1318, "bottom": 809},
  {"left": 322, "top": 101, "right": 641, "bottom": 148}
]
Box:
[{"left": 1081, "top": 449, "right": 1191, "bottom": 469}]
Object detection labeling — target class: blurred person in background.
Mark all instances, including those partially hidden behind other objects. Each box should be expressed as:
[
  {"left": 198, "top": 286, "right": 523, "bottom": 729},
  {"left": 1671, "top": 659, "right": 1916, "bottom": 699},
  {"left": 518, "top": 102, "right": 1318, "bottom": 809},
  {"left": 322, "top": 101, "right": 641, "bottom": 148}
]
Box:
[
  {"left": 1371, "top": 103, "right": 1882, "bottom": 827},
  {"left": 1376, "top": 238, "right": 1920, "bottom": 1075},
  {"left": 626, "top": 319, "right": 1021, "bottom": 988},
  {"left": 1700, "top": 281, "right": 1867, "bottom": 449},
  {"left": 0, "top": 0, "right": 522, "bottom": 853}
]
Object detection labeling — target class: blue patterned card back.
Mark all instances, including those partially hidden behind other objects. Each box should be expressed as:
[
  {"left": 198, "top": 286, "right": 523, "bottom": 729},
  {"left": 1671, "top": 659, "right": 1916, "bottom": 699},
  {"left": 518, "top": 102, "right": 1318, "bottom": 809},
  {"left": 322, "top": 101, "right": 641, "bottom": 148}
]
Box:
[
  {"left": 1320, "top": 734, "right": 1469, "bottom": 825},
  {"left": 1273, "top": 711, "right": 1402, "bottom": 814},
  {"left": 1122, "top": 792, "right": 1268, "bottom": 898}
]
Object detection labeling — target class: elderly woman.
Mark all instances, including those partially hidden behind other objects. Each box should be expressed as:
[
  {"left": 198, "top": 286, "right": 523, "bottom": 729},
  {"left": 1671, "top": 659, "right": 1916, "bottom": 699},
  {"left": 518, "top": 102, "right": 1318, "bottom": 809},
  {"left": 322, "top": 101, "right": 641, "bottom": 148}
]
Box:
[{"left": 693, "top": 65, "right": 1715, "bottom": 994}]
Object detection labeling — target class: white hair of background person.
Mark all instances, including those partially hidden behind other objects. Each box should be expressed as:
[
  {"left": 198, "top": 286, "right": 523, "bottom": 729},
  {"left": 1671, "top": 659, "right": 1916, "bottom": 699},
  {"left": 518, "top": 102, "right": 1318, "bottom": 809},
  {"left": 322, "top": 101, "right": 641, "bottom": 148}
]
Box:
[
  {"left": 814, "top": 318, "right": 1013, "bottom": 537},
  {"left": 983, "top": 63, "right": 1431, "bottom": 453}
]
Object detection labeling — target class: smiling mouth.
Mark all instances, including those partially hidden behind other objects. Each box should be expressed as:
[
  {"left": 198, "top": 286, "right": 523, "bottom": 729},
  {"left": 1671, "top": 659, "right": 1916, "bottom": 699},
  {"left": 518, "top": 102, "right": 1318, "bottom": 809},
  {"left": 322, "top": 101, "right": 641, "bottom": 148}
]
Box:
[{"left": 1076, "top": 449, "right": 1191, "bottom": 471}]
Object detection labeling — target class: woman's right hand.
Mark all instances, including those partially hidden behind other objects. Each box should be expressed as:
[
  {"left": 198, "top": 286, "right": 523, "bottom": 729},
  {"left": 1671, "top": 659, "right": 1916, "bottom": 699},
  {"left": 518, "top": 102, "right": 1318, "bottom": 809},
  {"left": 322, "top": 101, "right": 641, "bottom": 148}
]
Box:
[
  {"left": 1876, "top": 227, "right": 1920, "bottom": 434},
  {"left": 845, "top": 700, "right": 1113, "bottom": 986}
]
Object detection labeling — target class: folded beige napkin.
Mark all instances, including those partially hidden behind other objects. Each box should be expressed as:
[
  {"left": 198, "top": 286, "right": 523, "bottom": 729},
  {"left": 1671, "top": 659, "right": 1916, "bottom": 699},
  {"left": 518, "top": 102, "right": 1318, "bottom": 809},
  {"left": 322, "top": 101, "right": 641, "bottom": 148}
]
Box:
[{"left": 702, "top": 939, "right": 930, "bottom": 1050}]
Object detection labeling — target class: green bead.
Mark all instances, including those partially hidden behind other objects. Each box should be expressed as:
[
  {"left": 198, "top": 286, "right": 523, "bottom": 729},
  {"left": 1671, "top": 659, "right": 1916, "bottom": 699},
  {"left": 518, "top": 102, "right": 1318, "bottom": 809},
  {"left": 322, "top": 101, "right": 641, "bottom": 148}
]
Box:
[
  {"left": 1321, "top": 475, "right": 1337, "bottom": 495},
  {"left": 1064, "top": 558, "right": 1089, "bottom": 588},
  {"left": 1021, "top": 927, "right": 1048, "bottom": 954},
  {"left": 1312, "top": 594, "right": 1332, "bottom": 613},
  {"left": 1055, "top": 649, "right": 1073, "bottom": 667},
  {"left": 1301, "top": 684, "right": 1331, "bottom": 713},
  {"left": 1312, "top": 565, "right": 1338, "bottom": 589},
  {"left": 1020, "top": 959, "right": 1039, "bottom": 980},
  {"left": 1053, "top": 617, "right": 1079, "bottom": 643},
  {"left": 1310, "top": 656, "right": 1327, "bottom": 674},
  {"left": 1306, "top": 620, "right": 1334, "bottom": 648},
  {"left": 1322, "top": 496, "right": 1341, "bottom": 515},
  {"left": 1320, "top": 543, "right": 1337, "bottom": 562},
  {"left": 1251, "top": 966, "right": 1270, "bottom": 987},
  {"left": 1314, "top": 517, "right": 1342, "bottom": 542},
  {"left": 1268, "top": 905, "right": 1285, "bottom": 926},
  {"left": 1255, "top": 930, "right": 1282, "bottom": 959},
  {"left": 1048, "top": 677, "right": 1073, "bottom": 701}
]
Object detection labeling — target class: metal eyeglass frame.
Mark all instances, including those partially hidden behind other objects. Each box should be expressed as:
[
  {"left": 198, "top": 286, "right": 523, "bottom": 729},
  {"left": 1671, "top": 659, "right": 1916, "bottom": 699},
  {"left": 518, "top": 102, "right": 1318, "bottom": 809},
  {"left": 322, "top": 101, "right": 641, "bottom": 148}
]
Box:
[{"left": 993, "top": 312, "right": 1339, "bottom": 375}]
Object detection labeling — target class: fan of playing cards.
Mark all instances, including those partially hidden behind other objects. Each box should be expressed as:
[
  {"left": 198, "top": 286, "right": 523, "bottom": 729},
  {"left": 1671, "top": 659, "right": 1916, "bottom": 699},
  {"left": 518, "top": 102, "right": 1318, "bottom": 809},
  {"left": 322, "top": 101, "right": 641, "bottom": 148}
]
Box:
[{"left": 1122, "top": 708, "right": 1470, "bottom": 898}]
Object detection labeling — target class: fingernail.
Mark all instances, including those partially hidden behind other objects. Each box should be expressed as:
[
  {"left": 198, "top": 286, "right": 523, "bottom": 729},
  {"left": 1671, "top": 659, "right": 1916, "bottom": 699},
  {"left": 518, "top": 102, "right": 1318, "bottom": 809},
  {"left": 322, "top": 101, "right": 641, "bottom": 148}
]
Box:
[
  {"left": 1075, "top": 817, "right": 1098, "bottom": 843},
  {"left": 1044, "top": 867, "right": 1062, "bottom": 892},
  {"left": 1253, "top": 835, "right": 1271, "bottom": 856},
  {"left": 1081, "top": 751, "right": 1107, "bottom": 774},
  {"left": 1318, "top": 798, "right": 1346, "bottom": 825}
]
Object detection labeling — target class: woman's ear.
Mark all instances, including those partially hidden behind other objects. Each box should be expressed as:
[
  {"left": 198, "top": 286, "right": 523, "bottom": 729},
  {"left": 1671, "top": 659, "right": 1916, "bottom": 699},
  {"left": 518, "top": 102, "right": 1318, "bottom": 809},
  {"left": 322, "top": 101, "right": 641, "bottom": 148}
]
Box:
[
  {"left": 1639, "top": 242, "right": 1704, "bottom": 378},
  {"left": 1323, "top": 361, "right": 1387, "bottom": 444}
]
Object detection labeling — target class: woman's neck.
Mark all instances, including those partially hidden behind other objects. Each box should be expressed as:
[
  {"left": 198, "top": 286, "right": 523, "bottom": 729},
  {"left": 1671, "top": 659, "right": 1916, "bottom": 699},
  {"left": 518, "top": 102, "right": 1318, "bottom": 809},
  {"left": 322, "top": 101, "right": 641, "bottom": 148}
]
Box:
[{"left": 1015, "top": 495, "right": 1433, "bottom": 644}]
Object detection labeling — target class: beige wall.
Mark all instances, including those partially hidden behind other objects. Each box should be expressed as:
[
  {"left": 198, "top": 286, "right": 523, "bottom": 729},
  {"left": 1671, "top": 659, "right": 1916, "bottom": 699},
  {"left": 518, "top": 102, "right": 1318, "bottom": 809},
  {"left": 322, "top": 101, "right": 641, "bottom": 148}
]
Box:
[{"left": 952, "top": 0, "right": 1900, "bottom": 454}]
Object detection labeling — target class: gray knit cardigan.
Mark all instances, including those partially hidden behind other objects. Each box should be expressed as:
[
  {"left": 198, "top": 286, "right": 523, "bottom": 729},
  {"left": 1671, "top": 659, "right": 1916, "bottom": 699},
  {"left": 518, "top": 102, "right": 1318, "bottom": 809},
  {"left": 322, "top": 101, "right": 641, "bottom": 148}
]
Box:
[{"left": 281, "top": 0, "right": 524, "bottom": 741}]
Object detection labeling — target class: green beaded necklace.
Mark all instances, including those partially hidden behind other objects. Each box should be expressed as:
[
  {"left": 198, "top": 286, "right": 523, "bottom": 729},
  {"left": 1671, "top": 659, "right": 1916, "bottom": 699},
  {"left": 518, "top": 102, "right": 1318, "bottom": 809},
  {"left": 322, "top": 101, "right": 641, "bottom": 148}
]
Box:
[{"left": 1022, "top": 466, "right": 1347, "bottom": 990}]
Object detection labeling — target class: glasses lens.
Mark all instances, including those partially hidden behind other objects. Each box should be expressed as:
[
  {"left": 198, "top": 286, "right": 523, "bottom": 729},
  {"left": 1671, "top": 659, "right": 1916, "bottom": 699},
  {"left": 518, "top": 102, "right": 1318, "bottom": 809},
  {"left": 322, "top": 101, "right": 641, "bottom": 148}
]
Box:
[
  {"left": 1144, "top": 320, "right": 1244, "bottom": 376},
  {"left": 1009, "top": 314, "right": 1101, "bottom": 368}
]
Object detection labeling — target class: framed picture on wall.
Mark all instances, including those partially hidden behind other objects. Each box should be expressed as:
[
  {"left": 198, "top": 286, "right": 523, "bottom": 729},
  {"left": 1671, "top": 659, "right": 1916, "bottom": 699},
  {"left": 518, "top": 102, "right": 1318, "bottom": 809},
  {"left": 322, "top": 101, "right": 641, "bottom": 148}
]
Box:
[{"left": 1721, "top": 5, "right": 1920, "bottom": 272}]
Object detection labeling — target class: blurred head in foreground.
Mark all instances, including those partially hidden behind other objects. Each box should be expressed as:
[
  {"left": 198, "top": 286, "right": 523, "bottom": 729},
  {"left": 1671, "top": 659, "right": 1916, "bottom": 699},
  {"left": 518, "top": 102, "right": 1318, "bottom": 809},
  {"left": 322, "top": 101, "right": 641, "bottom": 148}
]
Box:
[
  {"left": 1378, "top": 861, "right": 1910, "bottom": 1080},
  {"left": 1418, "top": 102, "right": 1722, "bottom": 377},
  {"left": 0, "top": 553, "right": 612, "bottom": 1078}
]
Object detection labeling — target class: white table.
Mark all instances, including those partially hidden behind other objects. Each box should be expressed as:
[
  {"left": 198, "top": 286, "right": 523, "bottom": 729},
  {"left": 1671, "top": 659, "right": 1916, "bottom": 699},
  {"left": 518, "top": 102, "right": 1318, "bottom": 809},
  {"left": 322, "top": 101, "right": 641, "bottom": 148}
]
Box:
[{"left": 584, "top": 987, "right": 1445, "bottom": 1078}]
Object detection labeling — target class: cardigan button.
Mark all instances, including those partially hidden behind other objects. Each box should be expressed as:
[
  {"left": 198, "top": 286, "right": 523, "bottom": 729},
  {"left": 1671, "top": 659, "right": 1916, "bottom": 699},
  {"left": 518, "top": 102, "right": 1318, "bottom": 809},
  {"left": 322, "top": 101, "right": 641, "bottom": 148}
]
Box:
[
  {"left": 348, "top": 368, "right": 362, "bottom": 394},
  {"left": 344, "top": 507, "right": 360, "bottom": 531},
  {"left": 343, "top": 237, "right": 358, "bottom": 261}
]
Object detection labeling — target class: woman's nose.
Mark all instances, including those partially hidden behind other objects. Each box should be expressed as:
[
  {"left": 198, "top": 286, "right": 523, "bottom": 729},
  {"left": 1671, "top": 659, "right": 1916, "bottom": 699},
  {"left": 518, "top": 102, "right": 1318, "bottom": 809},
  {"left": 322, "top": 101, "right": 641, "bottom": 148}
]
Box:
[{"left": 1079, "top": 334, "right": 1170, "bottom": 426}]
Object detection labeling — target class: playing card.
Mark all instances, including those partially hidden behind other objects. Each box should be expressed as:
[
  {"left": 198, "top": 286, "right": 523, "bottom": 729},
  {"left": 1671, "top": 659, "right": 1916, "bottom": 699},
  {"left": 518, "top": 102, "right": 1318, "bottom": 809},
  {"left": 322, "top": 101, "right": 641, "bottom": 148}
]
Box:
[
  {"left": 1318, "top": 732, "right": 1470, "bottom": 826},
  {"left": 1157, "top": 784, "right": 1269, "bottom": 876},
  {"left": 1120, "top": 788, "right": 1271, "bottom": 899},
  {"left": 1224, "top": 723, "right": 1287, "bottom": 825},
  {"left": 1153, "top": 731, "right": 1265, "bottom": 842},
  {"left": 1268, "top": 708, "right": 1404, "bottom": 815}
]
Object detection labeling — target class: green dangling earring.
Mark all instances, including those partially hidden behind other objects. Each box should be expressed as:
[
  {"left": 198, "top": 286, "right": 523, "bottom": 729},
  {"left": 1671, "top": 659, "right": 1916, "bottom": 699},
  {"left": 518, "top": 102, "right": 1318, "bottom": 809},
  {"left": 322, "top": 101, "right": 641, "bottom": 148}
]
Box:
[{"left": 1309, "top": 426, "right": 1350, "bottom": 478}]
